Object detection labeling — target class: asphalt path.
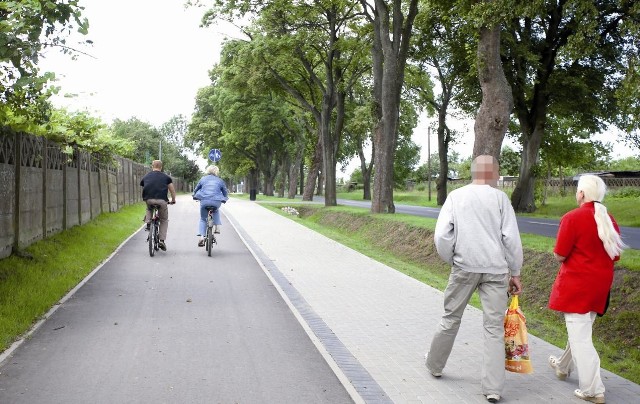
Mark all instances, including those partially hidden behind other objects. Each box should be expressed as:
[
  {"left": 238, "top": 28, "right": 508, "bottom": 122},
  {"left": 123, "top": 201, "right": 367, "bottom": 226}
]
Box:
[
  {"left": 0, "top": 197, "right": 353, "bottom": 404},
  {"left": 335, "top": 199, "right": 640, "bottom": 249}
]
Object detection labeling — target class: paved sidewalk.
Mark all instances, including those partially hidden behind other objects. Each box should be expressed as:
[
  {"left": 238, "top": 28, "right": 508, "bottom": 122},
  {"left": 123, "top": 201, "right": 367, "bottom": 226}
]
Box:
[{"left": 223, "top": 197, "right": 640, "bottom": 404}]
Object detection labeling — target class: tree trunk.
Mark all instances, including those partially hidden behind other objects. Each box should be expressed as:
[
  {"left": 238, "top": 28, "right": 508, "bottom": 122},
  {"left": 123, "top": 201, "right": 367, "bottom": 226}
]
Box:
[
  {"left": 299, "top": 161, "right": 304, "bottom": 195},
  {"left": 357, "top": 138, "right": 374, "bottom": 200},
  {"left": 511, "top": 126, "right": 544, "bottom": 212},
  {"left": 436, "top": 112, "right": 449, "bottom": 206},
  {"left": 277, "top": 156, "right": 288, "bottom": 198},
  {"left": 248, "top": 169, "right": 259, "bottom": 201},
  {"left": 302, "top": 136, "right": 322, "bottom": 201},
  {"left": 367, "top": 5, "right": 382, "bottom": 205},
  {"left": 371, "top": 78, "right": 397, "bottom": 213},
  {"left": 320, "top": 88, "right": 337, "bottom": 206},
  {"left": 316, "top": 170, "right": 324, "bottom": 196},
  {"left": 369, "top": 0, "right": 419, "bottom": 214},
  {"left": 288, "top": 141, "right": 304, "bottom": 199},
  {"left": 473, "top": 26, "right": 513, "bottom": 160},
  {"left": 262, "top": 164, "right": 277, "bottom": 196}
]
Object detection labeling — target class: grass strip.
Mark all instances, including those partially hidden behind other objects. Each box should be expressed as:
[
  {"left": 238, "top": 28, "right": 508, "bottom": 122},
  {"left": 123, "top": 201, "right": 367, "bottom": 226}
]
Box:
[{"left": 0, "top": 203, "right": 146, "bottom": 353}]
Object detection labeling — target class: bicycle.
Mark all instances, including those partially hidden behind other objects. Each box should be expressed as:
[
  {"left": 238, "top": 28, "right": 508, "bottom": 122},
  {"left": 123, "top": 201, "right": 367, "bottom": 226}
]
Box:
[
  {"left": 146, "top": 201, "right": 174, "bottom": 256},
  {"left": 204, "top": 206, "right": 218, "bottom": 257},
  {"left": 147, "top": 204, "right": 161, "bottom": 256}
]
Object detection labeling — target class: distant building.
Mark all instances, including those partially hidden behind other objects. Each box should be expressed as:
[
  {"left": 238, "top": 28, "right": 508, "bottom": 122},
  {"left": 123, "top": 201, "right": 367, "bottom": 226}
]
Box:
[{"left": 573, "top": 171, "right": 640, "bottom": 184}]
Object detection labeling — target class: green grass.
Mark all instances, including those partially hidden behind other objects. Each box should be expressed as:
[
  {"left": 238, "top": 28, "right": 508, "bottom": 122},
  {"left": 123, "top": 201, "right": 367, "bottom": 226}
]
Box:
[
  {"left": 337, "top": 190, "right": 639, "bottom": 226},
  {"left": 519, "top": 233, "right": 640, "bottom": 271},
  {"left": 523, "top": 195, "right": 640, "bottom": 227},
  {"left": 338, "top": 190, "right": 441, "bottom": 207},
  {"left": 0, "top": 203, "right": 146, "bottom": 353}
]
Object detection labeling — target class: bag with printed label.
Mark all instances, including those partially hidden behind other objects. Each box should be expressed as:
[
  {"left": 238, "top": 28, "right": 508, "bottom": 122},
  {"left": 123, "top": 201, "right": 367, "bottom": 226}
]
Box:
[{"left": 504, "top": 295, "right": 533, "bottom": 374}]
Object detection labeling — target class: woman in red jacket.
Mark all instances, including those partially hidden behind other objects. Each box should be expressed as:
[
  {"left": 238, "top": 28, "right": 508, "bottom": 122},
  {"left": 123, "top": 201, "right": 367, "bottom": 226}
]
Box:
[{"left": 547, "top": 174, "right": 626, "bottom": 404}]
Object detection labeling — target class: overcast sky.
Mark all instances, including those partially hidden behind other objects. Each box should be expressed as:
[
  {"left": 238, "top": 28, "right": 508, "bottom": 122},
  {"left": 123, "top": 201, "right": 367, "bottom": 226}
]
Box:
[
  {"left": 39, "top": 0, "right": 634, "bottom": 175},
  {"left": 40, "top": 0, "right": 236, "bottom": 127}
]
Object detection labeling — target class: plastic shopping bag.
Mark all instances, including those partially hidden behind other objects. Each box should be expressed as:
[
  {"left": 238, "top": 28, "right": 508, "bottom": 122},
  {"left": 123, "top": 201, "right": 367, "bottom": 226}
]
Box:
[{"left": 504, "top": 295, "right": 533, "bottom": 373}]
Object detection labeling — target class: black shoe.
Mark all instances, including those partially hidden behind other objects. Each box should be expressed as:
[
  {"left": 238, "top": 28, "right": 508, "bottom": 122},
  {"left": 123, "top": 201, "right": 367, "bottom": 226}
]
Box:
[
  {"left": 145, "top": 223, "right": 150, "bottom": 231},
  {"left": 198, "top": 240, "right": 205, "bottom": 247},
  {"left": 158, "top": 240, "right": 166, "bottom": 251}
]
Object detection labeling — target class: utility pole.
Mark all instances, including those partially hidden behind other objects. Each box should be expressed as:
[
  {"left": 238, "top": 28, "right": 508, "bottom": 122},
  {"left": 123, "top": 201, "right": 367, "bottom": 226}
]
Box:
[{"left": 427, "top": 126, "right": 431, "bottom": 201}]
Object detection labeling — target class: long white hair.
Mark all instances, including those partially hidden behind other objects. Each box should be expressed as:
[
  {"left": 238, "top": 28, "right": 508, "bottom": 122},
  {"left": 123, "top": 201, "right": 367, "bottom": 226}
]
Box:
[{"left": 577, "top": 175, "right": 627, "bottom": 259}]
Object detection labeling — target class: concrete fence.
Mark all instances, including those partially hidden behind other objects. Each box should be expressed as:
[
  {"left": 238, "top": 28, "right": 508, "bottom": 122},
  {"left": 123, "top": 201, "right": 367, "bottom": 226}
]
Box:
[{"left": 0, "top": 127, "right": 189, "bottom": 259}]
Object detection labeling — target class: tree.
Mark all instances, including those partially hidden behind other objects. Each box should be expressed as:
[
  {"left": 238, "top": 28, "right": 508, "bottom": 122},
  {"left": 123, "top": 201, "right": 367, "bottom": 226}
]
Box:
[
  {"left": 499, "top": 145, "right": 520, "bottom": 176},
  {"left": 409, "top": 0, "right": 477, "bottom": 205},
  {"left": 359, "top": 0, "right": 420, "bottom": 213},
  {"left": 159, "top": 115, "right": 189, "bottom": 151},
  {"left": 609, "top": 156, "right": 640, "bottom": 171},
  {"left": 0, "top": 0, "right": 88, "bottom": 119},
  {"left": 341, "top": 81, "right": 376, "bottom": 200},
  {"left": 259, "top": 1, "right": 369, "bottom": 204},
  {"left": 623, "top": 130, "right": 640, "bottom": 154},
  {"left": 111, "top": 116, "right": 199, "bottom": 181},
  {"left": 503, "top": 0, "right": 639, "bottom": 212},
  {"left": 111, "top": 117, "right": 162, "bottom": 164},
  {"left": 471, "top": 1, "right": 513, "bottom": 160},
  {"left": 186, "top": 41, "right": 307, "bottom": 196},
  {"left": 199, "top": 1, "right": 370, "bottom": 206},
  {"left": 415, "top": 150, "right": 462, "bottom": 182}
]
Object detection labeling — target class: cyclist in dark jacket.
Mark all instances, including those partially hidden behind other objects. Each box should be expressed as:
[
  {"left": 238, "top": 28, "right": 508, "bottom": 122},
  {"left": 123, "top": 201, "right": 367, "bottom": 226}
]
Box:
[{"left": 140, "top": 160, "right": 176, "bottom": 251}]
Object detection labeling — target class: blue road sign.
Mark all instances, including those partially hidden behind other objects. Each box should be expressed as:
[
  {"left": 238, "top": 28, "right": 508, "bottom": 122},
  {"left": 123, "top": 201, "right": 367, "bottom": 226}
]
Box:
[{"left": 209, "top": 148, "right": 222, "bottom": 162}]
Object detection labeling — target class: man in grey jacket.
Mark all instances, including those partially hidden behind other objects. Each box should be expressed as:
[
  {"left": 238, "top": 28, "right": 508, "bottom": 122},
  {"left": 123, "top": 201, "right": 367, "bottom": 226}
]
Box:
[{"left": 425, "top": 155, "right": 523, "bottom": 403}]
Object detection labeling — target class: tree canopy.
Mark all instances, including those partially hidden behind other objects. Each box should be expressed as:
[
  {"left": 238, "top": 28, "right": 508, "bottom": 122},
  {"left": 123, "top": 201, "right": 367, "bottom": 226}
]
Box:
[{"left": 0, "top": 0, "right": 89, "bottom": 120}]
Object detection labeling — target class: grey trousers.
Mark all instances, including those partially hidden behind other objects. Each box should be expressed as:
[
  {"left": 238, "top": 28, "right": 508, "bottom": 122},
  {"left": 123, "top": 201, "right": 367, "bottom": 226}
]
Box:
[{"left": 426, "top": 267, "right": 509, "bottom": 396}]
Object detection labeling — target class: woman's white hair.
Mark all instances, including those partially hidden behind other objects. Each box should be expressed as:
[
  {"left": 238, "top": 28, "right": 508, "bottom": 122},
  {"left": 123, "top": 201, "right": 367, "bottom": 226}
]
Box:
[
  {"left": 577, "top": 174, "right": 626, "bottom": 259},
  {"left": 206, "top": 165, "right": 219, "bottom": 176}
]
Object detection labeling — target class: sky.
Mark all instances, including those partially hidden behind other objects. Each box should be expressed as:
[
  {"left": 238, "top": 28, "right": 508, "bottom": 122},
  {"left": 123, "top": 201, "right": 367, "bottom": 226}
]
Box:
[
  {"left": 40, "top": 0, "right": 235, "bottom": 126},
  {"left": 40, "top": 1, "right": 635, "bottom": 177}
]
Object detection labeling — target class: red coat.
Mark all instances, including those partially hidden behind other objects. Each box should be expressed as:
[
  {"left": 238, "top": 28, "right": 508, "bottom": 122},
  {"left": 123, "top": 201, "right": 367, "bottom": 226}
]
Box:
[{"left": 548, "top": 202, "right": 620, "bottom": 315}]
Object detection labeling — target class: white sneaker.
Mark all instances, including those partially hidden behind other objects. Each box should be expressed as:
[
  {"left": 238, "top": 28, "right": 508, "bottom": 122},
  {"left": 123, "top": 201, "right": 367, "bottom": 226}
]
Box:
[
  {"left": 574, "top": 389, "right": 605, "bottom": 403},
  {"left": 485, "top": 394, "right": 500, "bottom": 403},
  {"left": 548, "top": 355, "right": 569, "bottom": 380}
]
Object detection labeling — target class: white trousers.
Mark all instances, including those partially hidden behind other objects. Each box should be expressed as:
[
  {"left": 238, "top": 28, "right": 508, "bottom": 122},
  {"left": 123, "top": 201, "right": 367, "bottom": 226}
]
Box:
[{"left": 555, "top": 312, "right": 605, "bottom": 395}]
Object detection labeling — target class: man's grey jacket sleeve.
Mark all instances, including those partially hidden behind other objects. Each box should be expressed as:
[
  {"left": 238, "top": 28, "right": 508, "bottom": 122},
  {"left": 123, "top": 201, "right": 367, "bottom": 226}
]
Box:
[
  {"left": 434, "top": 197, "right": 455, "bottom": 265},
  {"left": 501, "top": 195, "right": 523, "bottom": 276}
]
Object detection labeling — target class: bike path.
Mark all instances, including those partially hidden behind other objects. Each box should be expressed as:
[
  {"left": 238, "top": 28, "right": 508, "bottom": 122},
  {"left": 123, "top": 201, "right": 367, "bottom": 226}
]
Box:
[
  {"left": 223, "top": 197, "right": 640, "bottom": 403},
  {"left": 0, "top": 196, "right": 353, "bottom": 404}
]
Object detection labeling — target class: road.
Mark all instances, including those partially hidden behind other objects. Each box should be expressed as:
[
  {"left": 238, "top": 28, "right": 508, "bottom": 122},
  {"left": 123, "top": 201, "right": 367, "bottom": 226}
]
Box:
[
  {"left": 0, "top": 197, "right": 353, "bottom": 404},
  {"left": 335, "top": 199, "right": 640, "bottom": 249}
]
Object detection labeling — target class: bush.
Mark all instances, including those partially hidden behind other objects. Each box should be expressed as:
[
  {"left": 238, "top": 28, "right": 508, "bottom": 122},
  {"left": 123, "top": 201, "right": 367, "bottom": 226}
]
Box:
[{"left": 610, "top": 187, "right": 640, "bottom": 199}]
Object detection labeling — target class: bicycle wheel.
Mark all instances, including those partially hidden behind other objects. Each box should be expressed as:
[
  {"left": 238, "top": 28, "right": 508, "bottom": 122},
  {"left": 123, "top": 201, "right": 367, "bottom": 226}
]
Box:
[
  {"left": 206, "top": 226, "right": 212, "bottom": 256},
  {"left": 148, "top": 222, "right": 155, "bottom": 257},
  {"left": 153, "top": 221, "right": 160, "bottom": 251}
]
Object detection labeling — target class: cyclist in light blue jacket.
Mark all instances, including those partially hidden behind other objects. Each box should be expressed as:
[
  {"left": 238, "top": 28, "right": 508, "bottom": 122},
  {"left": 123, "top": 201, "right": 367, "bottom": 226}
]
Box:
[{"left": 192, "top": 165, "right": 229, "bottom": 247}]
